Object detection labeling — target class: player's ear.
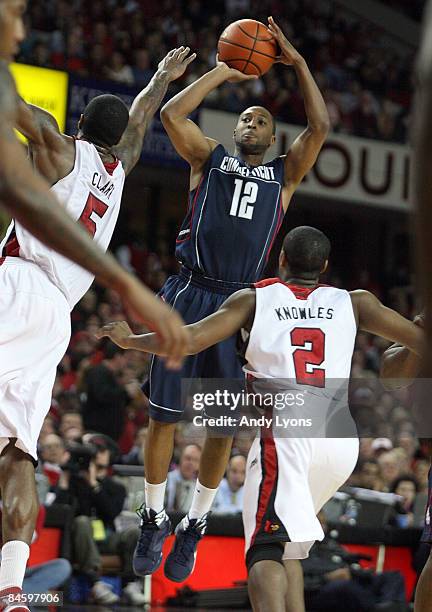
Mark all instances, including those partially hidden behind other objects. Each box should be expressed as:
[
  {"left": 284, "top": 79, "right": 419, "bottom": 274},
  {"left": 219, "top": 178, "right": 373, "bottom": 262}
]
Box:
[
  {"left": 279, "top": 249, "right": 287, "bottom": 270},
  {"left": 321, "top": 260, "right": 329, "bottom": 274},
  {"left": 270, "top": 134, "right": 276, "bottom": 146},
  {"left": 78, "top": 114, "right": 84, "bottom": 130},
  {"left": 233, "top": 129, "right": 236, "bottom": 141}
]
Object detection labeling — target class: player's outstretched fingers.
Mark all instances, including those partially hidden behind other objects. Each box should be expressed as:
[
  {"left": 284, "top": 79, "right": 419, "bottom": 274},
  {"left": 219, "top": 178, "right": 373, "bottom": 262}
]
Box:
[{"left": 95, "top": 323, "right": 114, "bottom": 339}]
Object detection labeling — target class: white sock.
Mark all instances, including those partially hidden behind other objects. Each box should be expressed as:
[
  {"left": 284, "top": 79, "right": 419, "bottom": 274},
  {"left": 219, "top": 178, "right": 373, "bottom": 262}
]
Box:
[
  {"left": 0, "top": 541, "right": 30, "bottom": 591},
  {"left": 188, "top": 480, "right": 218, "bottom": 520},
  {"left": 145, "top": 479, "right": 167, "bottom": 513}
]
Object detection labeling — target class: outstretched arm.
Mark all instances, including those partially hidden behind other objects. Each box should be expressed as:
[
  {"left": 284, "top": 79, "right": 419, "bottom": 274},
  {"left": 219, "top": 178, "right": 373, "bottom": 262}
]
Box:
[
  {"left": 268, "top": 17, "right": 330, "bottom": 208},
  {"left": 380, "top": 314, "right": 424, "bottom": 389},
  {"left": 0, "top": 64, "right": 189, "bottom": 362},
  {"left": 96, "top": 288, "right": 256, "bottom": 355},
  {"left": 160, "top": 60, "right": 256, "bottom": 182},
  {"left": 113, "top": 47, "right": 196, "bottom": 175},
  {"left": 351, "top": 290, "right": 424, "bottom": 355}
]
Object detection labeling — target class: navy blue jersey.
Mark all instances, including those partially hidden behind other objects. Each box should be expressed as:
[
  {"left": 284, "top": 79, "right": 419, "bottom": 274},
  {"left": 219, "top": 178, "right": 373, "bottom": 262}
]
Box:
[{"left": 175, "top": 144, "right": 285, "bottom": 284}]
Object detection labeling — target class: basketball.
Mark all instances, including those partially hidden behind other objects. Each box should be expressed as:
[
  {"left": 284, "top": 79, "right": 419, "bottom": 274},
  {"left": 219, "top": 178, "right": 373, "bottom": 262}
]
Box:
[{"left": 218, "top": 19, "right": 278, "bottom": 77}]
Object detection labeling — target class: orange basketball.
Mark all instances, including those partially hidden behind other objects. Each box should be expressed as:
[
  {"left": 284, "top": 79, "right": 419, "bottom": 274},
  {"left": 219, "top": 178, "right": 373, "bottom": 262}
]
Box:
[{"left": 218, "top": 19, "right": 278, "bottom": 77}]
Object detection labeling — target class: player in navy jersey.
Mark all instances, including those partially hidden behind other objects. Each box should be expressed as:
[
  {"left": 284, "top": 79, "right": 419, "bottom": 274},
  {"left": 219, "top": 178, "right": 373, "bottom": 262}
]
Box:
[{"left": 134, "top": 17, "right": 330, "bottom": 582}]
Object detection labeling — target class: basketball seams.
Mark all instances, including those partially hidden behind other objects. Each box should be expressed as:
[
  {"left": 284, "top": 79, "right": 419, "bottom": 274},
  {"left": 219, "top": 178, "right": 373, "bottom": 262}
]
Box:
[
  {"left": 243, "top": 22, "right": 260, "bottom": 75},
  {"left": 237, "top": 23, "right": 274, "bottom": 42},
  {"left": 218, "top": 38, "right": 277, "bottom": 60}
]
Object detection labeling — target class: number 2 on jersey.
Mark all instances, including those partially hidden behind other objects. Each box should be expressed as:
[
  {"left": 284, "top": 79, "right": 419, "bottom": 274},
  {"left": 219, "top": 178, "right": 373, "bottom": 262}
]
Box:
[
  {"left": 230, "top": 179, "right": 258, "bottom": 220},
  {"left": 79, "top": 193, "right": 109, "bottom": 237},
  {"left": 291, "top": 328, "right": 325, "bottom": 388}
]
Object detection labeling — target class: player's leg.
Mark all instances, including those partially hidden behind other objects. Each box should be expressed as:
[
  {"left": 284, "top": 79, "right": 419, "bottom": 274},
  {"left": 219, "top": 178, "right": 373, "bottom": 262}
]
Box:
[
  {"left": 135, "top": 275, "right": 199, "bottom": 577},
  {"left": 187, "top": 330, "right": 242, "bottom": 519},
  {"left": 132, "top": 399, "right": 180, "bottom": 576},
  {"left": 415, "top": 549, "right": 432, "bottom": 611},
  {"left": 248, "top": 557, "right": 287, "bottom": 612},
  {"left": 164, "top": 317, "right": 241, "bottom": 582},
  {"left": 415, "top": 464, "right": 432, "bottom": 612},
  {"left": 0, "top": 442, "right": 38, "bottom": 593},
  {"left": 144, "top": 417, "right": 177, "bottom": 508},
  {"left": 0, "top": 268, "right": 71, "bottom": 604},
  {"left": 284, "top": 559, "right": 306, "bottom": 612}
]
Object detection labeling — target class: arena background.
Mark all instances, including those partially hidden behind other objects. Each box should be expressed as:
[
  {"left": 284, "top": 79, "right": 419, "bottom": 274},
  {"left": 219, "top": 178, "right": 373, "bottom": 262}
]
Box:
[{"left": 1, "top": 0, "right": 427, "bottom": 609}]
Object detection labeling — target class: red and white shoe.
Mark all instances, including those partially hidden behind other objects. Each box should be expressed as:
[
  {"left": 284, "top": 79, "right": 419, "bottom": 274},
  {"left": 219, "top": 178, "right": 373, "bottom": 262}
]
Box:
[{"left": 0, "top": 587, "right": 30, "bottom": 612}]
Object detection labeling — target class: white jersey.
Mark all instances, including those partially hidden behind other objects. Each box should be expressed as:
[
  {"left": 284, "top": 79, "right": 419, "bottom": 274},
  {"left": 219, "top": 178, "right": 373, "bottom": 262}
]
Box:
[
  {"left": 242, "top": 279, "right": 360, "bottom": 558},
  {"left": 0, "top": 139, "right": 125, "bottom": 308},
  {"left": 245, "top": 279, "right": 357, "bottom": 381}
]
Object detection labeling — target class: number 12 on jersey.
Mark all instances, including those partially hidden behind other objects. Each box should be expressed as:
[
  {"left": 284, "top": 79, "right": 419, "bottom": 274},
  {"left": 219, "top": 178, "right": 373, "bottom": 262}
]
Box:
[
  {"left": 229, "top": 179, "right": 258, "bottom": 220},
  {"left": 291, "top": 328, "right": 325, "bottom": 388}
]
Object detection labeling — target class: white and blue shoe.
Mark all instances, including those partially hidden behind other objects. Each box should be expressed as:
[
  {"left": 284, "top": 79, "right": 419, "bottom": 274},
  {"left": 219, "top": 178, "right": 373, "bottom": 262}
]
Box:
[
  {"left": 133, "top": 506, "right": 171, "bottom": 576},
  {"left": 164, "top": 514, "right": 208, "bottom": 582}
]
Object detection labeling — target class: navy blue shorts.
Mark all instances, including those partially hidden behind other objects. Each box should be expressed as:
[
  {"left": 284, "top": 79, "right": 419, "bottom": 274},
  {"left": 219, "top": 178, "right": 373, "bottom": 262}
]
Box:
[
  {"left": 421, "top": 462, "right": 432, "bottom": 542},
  {"left": 143, "top": 267, "right": 249, "bottom": 423}
]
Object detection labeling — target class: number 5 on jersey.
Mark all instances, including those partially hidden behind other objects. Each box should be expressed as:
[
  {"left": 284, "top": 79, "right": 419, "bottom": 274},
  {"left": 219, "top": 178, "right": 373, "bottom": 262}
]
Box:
[
  {"left": 79, "top": 193, "right": 109, "bottom": 237},
  {"left": 230, "top": 179, "right": 258, "bottom": 220}
]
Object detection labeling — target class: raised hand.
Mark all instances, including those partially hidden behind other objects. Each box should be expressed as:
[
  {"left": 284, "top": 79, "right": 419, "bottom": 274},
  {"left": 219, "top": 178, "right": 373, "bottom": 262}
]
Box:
[
  {"left": 216, "top": 54, "right": 258, "bottom": 83},
  {"left": 96, "top": 320, "right": 134, "bottom": 349},
  {"left": 267, "top": 16, "right": 303, "bottom": 66},
  {"left": 159, "top": 47, "right": 197, "bottom": 82},
  {"left": 104, "top": 276, "right": 190, "bottom": 370}
]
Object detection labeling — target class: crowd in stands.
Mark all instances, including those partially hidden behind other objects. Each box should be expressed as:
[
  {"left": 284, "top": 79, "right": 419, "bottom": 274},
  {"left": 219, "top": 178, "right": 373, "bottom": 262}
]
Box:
[{"left": 20, "top": 0, "right": 414, "bottom": 143}]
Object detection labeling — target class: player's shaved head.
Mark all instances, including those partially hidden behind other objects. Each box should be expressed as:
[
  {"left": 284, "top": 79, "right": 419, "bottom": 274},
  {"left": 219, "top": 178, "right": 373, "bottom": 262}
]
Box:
[
  {"left": 282, "top": 226, "right": 331, "bottom": 279},
  {"left": 80, "top": 94, "right": 129, "bottom": 148}
]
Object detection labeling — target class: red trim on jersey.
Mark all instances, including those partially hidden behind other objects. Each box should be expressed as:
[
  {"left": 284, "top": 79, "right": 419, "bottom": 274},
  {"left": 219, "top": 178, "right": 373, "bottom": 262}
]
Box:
[
  {"left": 254, "top": 277, "right": 281, "bottom": 288},
  {"left": 103, "top": 159, "right": 120, "bottom": 175},
  {"left": 4, "top": 235, "right": 20, "bottom": 258},
  {"left": 250, "top": 425, "right": 278, "bottom": 547},
  {"left": 176, "top": 174, "right": 205, "bottom": 244},
  {"left": 254, "top": 278, "right": 328, "bottom": 300}
]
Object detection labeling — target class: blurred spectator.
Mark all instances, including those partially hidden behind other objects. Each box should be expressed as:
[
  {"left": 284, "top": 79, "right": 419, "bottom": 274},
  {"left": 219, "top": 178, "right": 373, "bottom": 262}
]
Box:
[
  {"left": 133, "top": 49, "right": 153, "bottom": 87},
  {"left": 213, "top": 455, "right": 246, "bottom": 514},
  {"left": 59, "top": 411, "right": 84, "bottom": 443},
  {"left": 378, "top": 450, "right": 402, "bottom": 491},
  {"left": 414, "top": 459, "right": 430, "bottom": 494},
  {"left": 81, "top": 342, "right": 141, "bottom": 442},
  {"left": 39, "top": 434, "right": 69, "bottom": 486},
  {"left": 122, "top": 427, "right": 147, "bottom": 466},
  {"left": 389, "top": 475, "right": 419, "bottom": 528},
  {"left": 53, "top": 445, "right": 144, "bottom": 605},
  {"left": 166, "top": 444, "right": 201, "bottom": 513},
  {"left": 371, "top": 437, "right": 393, "bottom": 457},
  {"left": 358, "top": 459, "right": 384, "bottom": 491},
  {"left": 105, "top": 51, "right": 134, "bottom": 85}
]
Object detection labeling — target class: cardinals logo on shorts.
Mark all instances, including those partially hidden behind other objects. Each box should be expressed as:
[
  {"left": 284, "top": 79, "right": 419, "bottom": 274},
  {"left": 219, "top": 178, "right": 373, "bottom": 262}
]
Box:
[{"left": 264, "top": 520, "right": 280, "bottom": 533}]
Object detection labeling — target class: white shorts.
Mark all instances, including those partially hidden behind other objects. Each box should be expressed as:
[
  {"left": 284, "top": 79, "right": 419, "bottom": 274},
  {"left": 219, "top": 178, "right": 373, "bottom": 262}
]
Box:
[
  {"left": 0, "top": 258, "right": 71, "bottom": 461},
  {"left": 243, "top": 435, "right": 359, "bottom": 560}
]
